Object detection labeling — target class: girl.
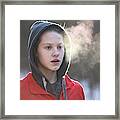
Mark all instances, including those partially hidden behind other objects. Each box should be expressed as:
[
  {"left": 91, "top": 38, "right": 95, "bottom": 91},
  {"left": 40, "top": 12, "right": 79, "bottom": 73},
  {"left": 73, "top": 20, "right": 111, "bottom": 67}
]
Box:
[{"left": 20, "top": 21, "right": 85, "bottom": 100}]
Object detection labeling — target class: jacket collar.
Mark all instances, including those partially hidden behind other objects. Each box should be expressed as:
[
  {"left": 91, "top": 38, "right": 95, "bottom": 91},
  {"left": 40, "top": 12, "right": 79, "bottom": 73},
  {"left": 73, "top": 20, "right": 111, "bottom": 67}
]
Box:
[
  {"left": 27, "top": 72, "right": 73, "bottom": 95},
  {"left": 28, "top": 72, "right": 48, "bottom": 95}
]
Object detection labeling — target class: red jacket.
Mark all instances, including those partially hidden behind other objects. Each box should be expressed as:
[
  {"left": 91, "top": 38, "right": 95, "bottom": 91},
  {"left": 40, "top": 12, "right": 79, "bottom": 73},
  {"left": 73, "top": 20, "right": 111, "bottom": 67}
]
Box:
[{"left": 20, "top": 72, "right": 85, "bottom": 100}]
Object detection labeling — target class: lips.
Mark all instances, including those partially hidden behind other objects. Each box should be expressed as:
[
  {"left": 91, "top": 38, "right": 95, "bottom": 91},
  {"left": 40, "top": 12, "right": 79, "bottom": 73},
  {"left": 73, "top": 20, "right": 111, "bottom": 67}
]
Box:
[{"left": 51, "top": 59, "right": 60, "bottom": 62}]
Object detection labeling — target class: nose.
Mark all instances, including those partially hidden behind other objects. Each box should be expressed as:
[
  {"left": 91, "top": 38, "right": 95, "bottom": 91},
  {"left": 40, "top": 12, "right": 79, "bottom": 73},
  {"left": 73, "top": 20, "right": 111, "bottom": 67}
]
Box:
[{"left": 52, "top": 47, "right": 59, "bottom": 57}]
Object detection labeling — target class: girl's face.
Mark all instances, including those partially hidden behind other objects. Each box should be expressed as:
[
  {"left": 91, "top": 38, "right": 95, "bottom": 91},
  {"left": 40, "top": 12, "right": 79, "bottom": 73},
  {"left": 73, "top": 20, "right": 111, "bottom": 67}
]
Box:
[{"left": 37, "top": 31, "right": 64, "bottom": 72}]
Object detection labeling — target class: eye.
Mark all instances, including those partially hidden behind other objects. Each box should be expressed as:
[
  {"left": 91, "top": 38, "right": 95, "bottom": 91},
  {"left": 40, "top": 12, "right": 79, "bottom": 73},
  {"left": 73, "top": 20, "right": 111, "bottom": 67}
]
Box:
[
  {"left": 45, "top": 46, "right": 52, "bottom": 50},
  {"left": 57, "top": 45, "right": 63, "bottom": 49}
]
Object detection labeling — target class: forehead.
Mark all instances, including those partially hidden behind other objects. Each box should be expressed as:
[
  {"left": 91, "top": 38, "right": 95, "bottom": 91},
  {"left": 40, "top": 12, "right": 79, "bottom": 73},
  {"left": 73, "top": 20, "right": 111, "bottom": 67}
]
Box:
[{"left": 40, "top": 31, "right": 64, "bottom": 44}]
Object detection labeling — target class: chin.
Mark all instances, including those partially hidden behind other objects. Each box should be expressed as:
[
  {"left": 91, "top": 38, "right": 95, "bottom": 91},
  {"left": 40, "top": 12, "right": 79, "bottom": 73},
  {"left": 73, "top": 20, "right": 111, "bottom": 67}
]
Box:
[{"left": 51, "top": 67, "right": 60, "bottom": 71}]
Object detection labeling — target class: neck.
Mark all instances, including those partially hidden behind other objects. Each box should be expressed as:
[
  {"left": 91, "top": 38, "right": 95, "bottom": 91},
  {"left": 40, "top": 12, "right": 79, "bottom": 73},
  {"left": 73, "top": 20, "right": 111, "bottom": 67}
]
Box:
[{"left": 38, "top": 65, "right": 57, "bottom": 84}]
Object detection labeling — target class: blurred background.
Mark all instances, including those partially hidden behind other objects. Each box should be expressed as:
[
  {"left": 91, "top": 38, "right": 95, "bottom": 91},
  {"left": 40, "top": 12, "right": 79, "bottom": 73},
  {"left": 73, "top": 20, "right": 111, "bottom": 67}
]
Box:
[{"left": 20, "top": 20, "right": 100, "bottom": 100}]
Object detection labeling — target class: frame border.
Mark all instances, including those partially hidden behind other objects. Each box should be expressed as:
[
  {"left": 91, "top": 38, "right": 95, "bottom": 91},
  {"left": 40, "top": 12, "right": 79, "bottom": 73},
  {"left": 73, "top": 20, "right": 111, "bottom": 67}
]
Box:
[{"left": 0, "top": 0, "right": 119, "bottom": 119}]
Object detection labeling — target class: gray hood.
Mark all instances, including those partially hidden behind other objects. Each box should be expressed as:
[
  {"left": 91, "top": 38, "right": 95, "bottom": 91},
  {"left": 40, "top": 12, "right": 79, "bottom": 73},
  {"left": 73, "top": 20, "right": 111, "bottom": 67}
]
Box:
[{"left": 28, "top": 21, "right": 70, "bottom": 91}]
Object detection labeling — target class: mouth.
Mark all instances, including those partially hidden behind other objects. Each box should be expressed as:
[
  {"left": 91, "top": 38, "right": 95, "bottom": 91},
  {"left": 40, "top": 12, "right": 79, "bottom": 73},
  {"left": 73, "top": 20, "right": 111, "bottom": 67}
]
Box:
[
  {"left": 51, "top": 59, "right": 60, "bottom": 65},
  {"left": 51, "top": 59, "right": 60, "bottom": 63}
]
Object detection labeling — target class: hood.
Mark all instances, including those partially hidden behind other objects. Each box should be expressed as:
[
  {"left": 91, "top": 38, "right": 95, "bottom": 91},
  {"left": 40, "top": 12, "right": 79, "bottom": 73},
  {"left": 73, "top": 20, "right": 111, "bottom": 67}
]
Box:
[{"left": 27, "top": 21, "right": 71, "bottom": 89}]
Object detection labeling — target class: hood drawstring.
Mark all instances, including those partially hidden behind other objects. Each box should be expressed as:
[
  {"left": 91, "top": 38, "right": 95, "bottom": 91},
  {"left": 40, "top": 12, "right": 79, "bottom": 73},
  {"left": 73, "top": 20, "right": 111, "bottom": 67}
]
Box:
[{"left": 62, "top": 79, "right": 67, "bottom": 100}]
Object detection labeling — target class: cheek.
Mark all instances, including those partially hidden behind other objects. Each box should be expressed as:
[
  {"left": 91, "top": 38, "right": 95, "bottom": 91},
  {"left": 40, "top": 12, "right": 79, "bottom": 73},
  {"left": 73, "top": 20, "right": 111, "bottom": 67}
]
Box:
[{"left": 37, "top": 49, "right": 50, "bottom": 62}]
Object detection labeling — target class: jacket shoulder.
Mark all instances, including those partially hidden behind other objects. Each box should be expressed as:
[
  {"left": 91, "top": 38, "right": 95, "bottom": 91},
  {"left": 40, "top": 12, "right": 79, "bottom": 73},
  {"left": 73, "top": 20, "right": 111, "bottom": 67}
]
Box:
[
  {"left": 20, "top": 72, "right": 33, "bottom": 89},
  {"left": 65, "top": 74, "right": 83, "bottom": 87},
  {"left": 20, "top": 72, "right": 32, "bottom": 81}
]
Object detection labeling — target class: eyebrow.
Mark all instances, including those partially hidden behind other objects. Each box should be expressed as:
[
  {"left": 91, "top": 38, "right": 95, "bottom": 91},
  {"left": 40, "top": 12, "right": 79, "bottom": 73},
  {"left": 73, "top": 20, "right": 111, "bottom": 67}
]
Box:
[{"left": 41, "top": 43, "right": 64, "bottom": 45}]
